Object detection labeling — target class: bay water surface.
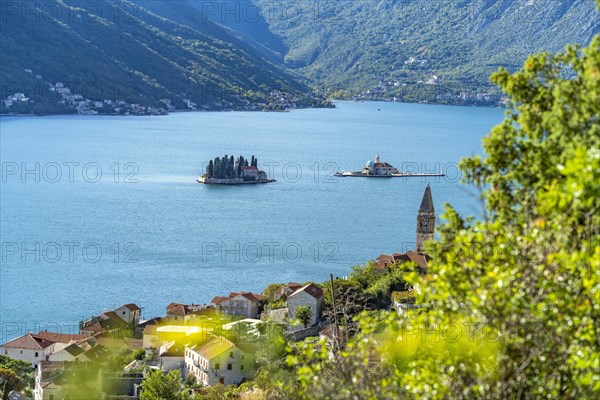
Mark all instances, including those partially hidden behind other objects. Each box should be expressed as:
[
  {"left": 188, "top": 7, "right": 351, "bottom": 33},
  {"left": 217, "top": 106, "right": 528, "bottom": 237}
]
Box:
[{"left": 0, "top": 101, "right": 504, "bottom": 339}]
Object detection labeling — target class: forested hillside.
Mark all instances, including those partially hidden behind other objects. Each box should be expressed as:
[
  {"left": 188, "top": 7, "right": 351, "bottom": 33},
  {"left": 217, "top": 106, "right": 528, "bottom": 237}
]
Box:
[
  {"left": 0, "top": 0, "right": 326, "bottom": 114},
  {"left": 249, "top": 0, "right": 599, "bottom": 104},
  {"left": 1, "top": 0, "right": 598, "bottom": 113}
]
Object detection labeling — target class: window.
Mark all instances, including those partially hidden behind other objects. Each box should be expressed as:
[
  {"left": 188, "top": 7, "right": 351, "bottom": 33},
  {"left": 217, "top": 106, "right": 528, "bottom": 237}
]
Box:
[
  {"left": 241, "top": 365, "right": 245, "bottom": 370},
  {"left": 219, "top": 378, "right": 225, "bottom": 385},
  {"left": 215, "top": 363, "right": 220, "bottom": 370},
  {"left": 241, "top": 354, "right": 245, "bottom": 360},
  {"left": 229, "top": 351, "right": 233, "bottom": 358},
  {"left": 35, "top": 352, "right": 38, "bottom": 357},
  {"left": 227, "top": 364, "right": 232, "bottom": 370},
  {"left": 49, "top": 395, "right": 54, "bottom": 400},
  {"left": 123, "top": 311, "right": 126, "bottom": 315},
  {"left": 20, "top": 350, "right": 23, "bottom": 354}
]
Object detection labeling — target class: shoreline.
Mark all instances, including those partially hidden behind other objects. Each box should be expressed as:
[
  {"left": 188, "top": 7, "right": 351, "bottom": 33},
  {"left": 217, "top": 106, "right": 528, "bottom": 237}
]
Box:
[{"left": 0, "top": 99, "right": 505, "bottom": 119}]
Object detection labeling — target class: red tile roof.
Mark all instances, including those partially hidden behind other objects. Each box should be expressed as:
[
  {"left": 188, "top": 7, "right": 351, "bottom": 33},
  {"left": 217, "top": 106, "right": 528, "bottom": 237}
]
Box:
[
  {"left": 34, "top": 331, "right": 86, "bottom": 344},
  {"left": 374, "top": 251, "right": 431, "bottom": 270},
  {"left": 291, "top": 283, "right": 324, "bottom": 299},
  {"left": 166, "top": 303, "right": 211, "bottom": 316},
  {"left": 229, "top": 292, "right": 264, "bottom": 302},
  {"left": 241, "top": 166, "right": 258, "bottom": 170},
  {"left": 166, "top": 303, "right": 188, "bottom": 316},
  {"left": 211, "top": 296, "right": 230, "bottom": 305},
  {"left": 212, "top": 291, "right": 264, "bottom": 305},
  {"left": 1, "top": 333, "right": 55, "bottom": 350},
  {"left": 122, "top": 303, "right": 141, "bottom": 311},
  {"left": 238, "top": 292, "right": 265, "bottom": 302}
]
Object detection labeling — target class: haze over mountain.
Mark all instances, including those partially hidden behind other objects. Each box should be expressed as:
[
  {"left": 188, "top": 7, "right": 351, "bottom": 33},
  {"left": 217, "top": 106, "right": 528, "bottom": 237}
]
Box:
[{"left": 1, "top": 0, "right": 598, "bottom": 113}]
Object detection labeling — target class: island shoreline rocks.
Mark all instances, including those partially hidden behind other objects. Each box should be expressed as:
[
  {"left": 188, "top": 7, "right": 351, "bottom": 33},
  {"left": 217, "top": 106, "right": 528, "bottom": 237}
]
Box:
[{"left": 197, "top": 176, "right": 276, "bottom": 185}]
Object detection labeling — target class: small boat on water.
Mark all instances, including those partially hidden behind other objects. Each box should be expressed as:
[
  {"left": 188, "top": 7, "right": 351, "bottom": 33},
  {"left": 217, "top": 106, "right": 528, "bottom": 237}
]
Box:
[{"left": 334, "top": 155, "right": 445, "bottom": 178}]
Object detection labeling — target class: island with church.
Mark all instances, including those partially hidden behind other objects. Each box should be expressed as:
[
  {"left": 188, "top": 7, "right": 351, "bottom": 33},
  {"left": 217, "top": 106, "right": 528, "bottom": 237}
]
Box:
[
  {"left": 334, "top": 155, "right": 445, "bottom": 177},
  {"left": 197, "top": 155, "right": 275, "bottom": 185}
]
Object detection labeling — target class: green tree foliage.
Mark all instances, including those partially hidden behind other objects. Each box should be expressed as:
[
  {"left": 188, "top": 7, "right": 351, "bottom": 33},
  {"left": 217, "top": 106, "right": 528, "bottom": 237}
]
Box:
[
  {"left": 206, "top": 155, "right": 263, "bottom": 179},
  {"left": 0, "top": 356, "right": 33, "bottom": 396},
  {"left": 254, "top": 32, "right": 600, "bottom": 400},
  {"left": 140, "top": 370, "right": 189, "bottom": 400},
  {"left": 294, "top": 306, "right": 312, "bottom": 328},
  {"left": 262, "top": 283, "right": 285, "bottom": 304},
  {"left": 0, "top": 368, "right": 23, "bottom": 399}
]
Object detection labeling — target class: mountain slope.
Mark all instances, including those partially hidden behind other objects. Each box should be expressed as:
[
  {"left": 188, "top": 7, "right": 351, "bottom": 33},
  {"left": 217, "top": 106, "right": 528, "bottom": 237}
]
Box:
[
  {"left": 247, "top": 0, "right": 599, "bottom": 104},
  {"left": 0, "top": 0, "right": 325, "bottom": 114}
]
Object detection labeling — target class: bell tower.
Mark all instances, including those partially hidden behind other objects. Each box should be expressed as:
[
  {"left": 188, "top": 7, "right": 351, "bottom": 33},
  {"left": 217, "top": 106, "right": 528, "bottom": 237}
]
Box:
[{"left": 416, "top": 184, "right": 435, "bottom": 252}]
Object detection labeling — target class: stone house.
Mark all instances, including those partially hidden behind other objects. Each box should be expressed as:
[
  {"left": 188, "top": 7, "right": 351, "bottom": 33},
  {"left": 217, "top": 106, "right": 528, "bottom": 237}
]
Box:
[
  {"left": 286, "top": 283, "right": 324, "bottom": 331},
  {"left": 211, "top": 292, "right": 265, "bottom": 319}
]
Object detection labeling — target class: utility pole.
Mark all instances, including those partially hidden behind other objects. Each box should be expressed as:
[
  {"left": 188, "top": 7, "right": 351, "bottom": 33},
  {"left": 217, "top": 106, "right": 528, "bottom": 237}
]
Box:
[{"left": 330, "top": 273, "right": 340, "bottom": 352}]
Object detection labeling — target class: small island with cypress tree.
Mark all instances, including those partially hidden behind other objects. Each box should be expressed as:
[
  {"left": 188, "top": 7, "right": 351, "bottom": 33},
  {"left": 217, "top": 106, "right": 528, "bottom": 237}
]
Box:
[{"left": 197, "top": 155, "right": 275, "bottom": 185}]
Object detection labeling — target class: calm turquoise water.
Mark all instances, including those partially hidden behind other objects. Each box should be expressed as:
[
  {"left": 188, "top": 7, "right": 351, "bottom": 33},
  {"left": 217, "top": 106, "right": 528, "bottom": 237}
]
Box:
[{"left": 0, "top": 101, "right": 503, "bottom": 339}]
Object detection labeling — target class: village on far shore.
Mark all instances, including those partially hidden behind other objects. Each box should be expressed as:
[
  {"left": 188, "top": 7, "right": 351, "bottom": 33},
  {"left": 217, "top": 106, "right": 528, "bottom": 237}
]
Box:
[{"left": 0, "top": 185, "right": 436, "bottom": 400}]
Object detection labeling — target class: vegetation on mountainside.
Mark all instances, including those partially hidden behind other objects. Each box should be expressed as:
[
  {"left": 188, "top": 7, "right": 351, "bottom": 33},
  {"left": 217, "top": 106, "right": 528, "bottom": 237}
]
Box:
[
  {"left": 2, "top": 0, "right": 597, "bottom": 113},
  {"left": 253, "top": 0, "right": 599, "bottom": 104},
  {"left": 0, "top": 0, "right": 329, "bottom": 114}
]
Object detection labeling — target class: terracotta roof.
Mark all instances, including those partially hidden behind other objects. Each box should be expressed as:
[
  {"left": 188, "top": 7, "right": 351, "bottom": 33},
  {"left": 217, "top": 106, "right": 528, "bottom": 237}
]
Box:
[
  {"left": 237, "top": 292, "right": 265, "bottom": 302},
  {"left": 374, "top": 162, "right": 393, "bottom": 168},
  {"left": 1, "top": 333, "right": 54, "bottom": 350},
  {"left": 227, "top": 292, "right": 264, "bottom": 302},
  {"left": 82, "top": 312, "right": 129, "bottom": 333},
  {"left": 167, "top": 303, "right": 211, "bottom": 316},
  {"left": 81, "top": 321, "right": 103, "bottom": 333},
  {"left": 166, "top": 303, "right": 188, "bottom": 316},
  {"left": 274, "top": 282, "right": 304, "bottom": 298},
  {"left": 194, "top": 337, "right": 236, "bottom": 360},
  {"left": 34, "top": 331, "right": 86, "bottom": 344},
  {"left": 290, "top": 283, "right": 324, "bottom": 299},
  {"left": 374, "top": 251, "right": 431, "bottom": 270},
  {"left": 241, "top": 166, "right": 258, "bottom": 170},
  {"left": 213, "top": 291, "right": 264, "bottom": 305},
  {"left": 102, "top": 311, "right": 121, "bottom": 321},
  {"left": 211, "top": 296, "right": 230, "bottom": 305},
  {"left": 122, "top": 303, "right": 141, "bottom": 311}
]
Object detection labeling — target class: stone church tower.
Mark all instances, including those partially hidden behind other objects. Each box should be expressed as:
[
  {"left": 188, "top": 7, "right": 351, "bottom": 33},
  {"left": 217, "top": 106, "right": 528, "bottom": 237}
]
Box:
[{"left": 416, "top": 184, "right": 435, "bottom": 252}]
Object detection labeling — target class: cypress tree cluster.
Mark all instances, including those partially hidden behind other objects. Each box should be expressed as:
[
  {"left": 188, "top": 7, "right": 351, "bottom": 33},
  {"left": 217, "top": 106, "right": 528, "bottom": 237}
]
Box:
[{"left": 205, "top": 155, "right": 258, "bottom": 179}]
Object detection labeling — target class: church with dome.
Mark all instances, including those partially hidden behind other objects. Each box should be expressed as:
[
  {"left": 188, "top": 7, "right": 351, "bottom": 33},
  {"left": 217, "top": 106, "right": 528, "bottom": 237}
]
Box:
[{"left": 362, "top": 155, "right": 399, "bottom": 176}]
